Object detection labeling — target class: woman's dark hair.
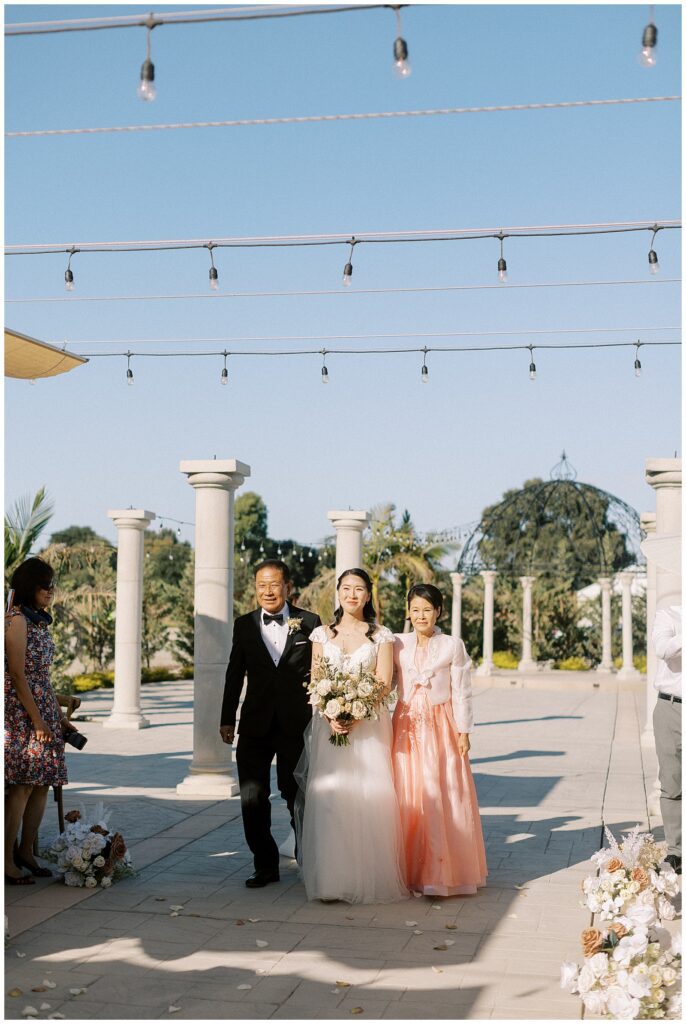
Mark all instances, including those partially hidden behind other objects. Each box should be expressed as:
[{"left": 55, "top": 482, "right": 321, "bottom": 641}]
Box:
[
  {"left": 10, "top": 557, "right": 55, "bottom": 610},
  {"left": 253, "top": 558, "right": 291, "bottom": 583},
  {"left": 329, "top": 568, "right": 377, "bottom": 640},
  {"left": 407, "top": 582, "right": 443, "bottom": 615}
]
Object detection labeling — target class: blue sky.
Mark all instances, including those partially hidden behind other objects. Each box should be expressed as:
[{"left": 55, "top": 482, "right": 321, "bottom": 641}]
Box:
[{"left": 4, "top": 3, "right": 682, "bottom": 553}]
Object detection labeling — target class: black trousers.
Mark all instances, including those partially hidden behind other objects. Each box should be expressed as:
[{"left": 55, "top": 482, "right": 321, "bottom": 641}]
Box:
[{"left": 235, "top": 718, "right": 304, "bottom": 871}]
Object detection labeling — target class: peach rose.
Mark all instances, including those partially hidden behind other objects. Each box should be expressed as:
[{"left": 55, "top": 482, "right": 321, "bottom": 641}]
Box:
[
  {"left": 631, "top": 868, "right": 649, "bottom": 891},
  {"left": 581, "top": 928, "right": 605, "bottom": 957},
  {"left": 606, "top": 857, "right": 624, "bottom": 873},
  {"left": 64, "top": 810, "right": 81, "bottom": 823},
  {"left": 109, "top": 832, "right": 127, "bottom": 861},
  {"left": 90, "top": 824, "right": 108, "bottom": 836},
  {"left": 607, "top": 923, "right": 628, "bottom": 940}
]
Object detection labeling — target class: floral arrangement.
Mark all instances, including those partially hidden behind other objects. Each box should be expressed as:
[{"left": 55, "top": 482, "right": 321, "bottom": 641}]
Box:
[
  {"left": 305, "top": 656, "right": 395, "bottom": 747},
  {"left": 42, "top": 802, "right": 134, "bottom": 888},
  {"left": 287, "top": 616, "right": 303, "bottom": 635},
  {"left": 561, "top": 826, "right": 681, "bottom": 1019}
]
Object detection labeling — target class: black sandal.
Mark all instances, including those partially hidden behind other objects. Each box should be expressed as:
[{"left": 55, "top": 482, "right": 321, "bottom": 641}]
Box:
[
  {"left": 5, "top": 872, "right": 35, "bottom": 886},
  {"left": 13, "top": 853, "right": 52, "bottom": 878}
]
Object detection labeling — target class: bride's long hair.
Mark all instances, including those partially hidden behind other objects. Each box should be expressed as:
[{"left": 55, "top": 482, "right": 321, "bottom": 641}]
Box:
[{"left": 329, "top": 568, "right": 377, "bottom": 641}]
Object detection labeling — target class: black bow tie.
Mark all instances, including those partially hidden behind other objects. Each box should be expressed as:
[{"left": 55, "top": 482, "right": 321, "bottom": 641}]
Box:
[{"left": 263, "top": 613, "right": 284, "bottom": 626}]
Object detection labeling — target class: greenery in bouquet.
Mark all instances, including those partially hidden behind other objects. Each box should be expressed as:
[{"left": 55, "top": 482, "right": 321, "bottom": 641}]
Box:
[
  {"left": 305, "top": 656, "right": 395, "bottom": 747},
  {"left": 42, "top": 803, "right": 134, "bottom": 888}
]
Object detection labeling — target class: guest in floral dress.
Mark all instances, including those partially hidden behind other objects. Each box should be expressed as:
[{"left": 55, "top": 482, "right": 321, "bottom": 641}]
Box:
[{"left": 5, "top": 557, "right": 67, "bottom": 885}]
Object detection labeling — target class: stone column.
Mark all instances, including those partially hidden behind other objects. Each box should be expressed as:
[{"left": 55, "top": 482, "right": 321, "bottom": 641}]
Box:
[
  {"left": 450, "top": 572, "right": 463, "bottom": 640},
  {"left": 617, "top": 572, "right": 640, "bottom": 679},
  {"left": 327, "top": 510, "right": 370, "bottom": 606},
  {"left": 177, "top": 459, "right": 250, "bottom": 797},
  {"left": 596, "top": 577, "right": 615, "bottom": 674},
  {"left": 104, "top": 509, "right": 155, "bottom": 730},
  {"left": 476, "top": 570, "right": 497, "bottom": 676},
  {"left": 518, "top": 576, "right": 537, "bottom": 672},
  {"left": 646, "top": 459, "right": 682, "bottom": 611},
  {"left": 640, "top": 513, "right": 657, "bottom": 748}
]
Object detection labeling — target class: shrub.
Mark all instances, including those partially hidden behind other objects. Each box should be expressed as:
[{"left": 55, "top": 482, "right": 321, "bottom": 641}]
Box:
[
  {"left": 141, "top": 666, "right": 178, "bottom": 683},
  {"left": 492, "top": 650, "right": 519, "bottom": 670},
  {"left": 178, "top": 665, "right": 194, "bottom": 679},
  {"left": 72, "top": 671, "right": 114, "bottom": 692},
  {"left": 614, "top": 654, "right": 647, "bottom": 673},
  {"left": 555, "top": 657, "right": 590, "bottom": 671}
]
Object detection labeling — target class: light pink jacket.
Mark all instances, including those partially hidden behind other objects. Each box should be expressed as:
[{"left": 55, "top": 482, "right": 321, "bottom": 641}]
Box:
[{"left": 393, "top": 629, "right": 474, "bottom": 733}]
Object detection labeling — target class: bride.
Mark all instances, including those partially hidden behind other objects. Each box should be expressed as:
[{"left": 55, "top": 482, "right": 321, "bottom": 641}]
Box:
[{"left": 296, "top": 568, "right": 408, "bottom": 904}]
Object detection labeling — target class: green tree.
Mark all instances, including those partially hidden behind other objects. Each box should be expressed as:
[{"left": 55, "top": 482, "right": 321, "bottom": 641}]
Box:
[
  {"left": 5, "top": 487, "right": 54, "bottom": 584},
  {"left": 49, "top": 525, "right": 101, "bottom": 546},
  {"left": 169, "top": 556, "right": 195, "bottom": 667}
]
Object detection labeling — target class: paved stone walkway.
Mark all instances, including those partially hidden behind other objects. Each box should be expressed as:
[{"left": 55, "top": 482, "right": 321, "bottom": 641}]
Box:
[{"left": 4, "top": 677, "right": 676, "bottom": 1021}]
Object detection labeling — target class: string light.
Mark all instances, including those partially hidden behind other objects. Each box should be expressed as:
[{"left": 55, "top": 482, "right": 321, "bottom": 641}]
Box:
[
  {"left": 528, "top": 345, "right": 537, "bottom": 381},
  {"left": 207, "top": 243, "right": 219, "bottom": 290},
  {"left": 321, "top": 349, "right": 329, "bottom": 383},
  {"left": 137, "top": 20, "right": 157, "bottom": 102},
  {"left": 634, "top": 341, "right": 642, "bottom": 377},
  {"left": 421, "top": 347, "right": 429, "bottom": 383},
  {"left": 497, "top": 233, "right": 508, "bottom": 283},
  {"left": 392, "top": 5, "right": 411, "bottom": 78},
  {"left": 342, "top": 238, "right": 356, "bottom": 287},
  {"left": 64, "top": 247, "right": 77, "bottom": 290},
  {"left": 220, "top": 350, "right": 228, "bottom": 385},
  {"left": 126, "top": 351, "right": 134, "bottom": 385},
  {"left": 639, "top": 9, "right": 658, "bottom": 67},
  {"left": 648, "top": 225, "right": 660, "bottom": 274}
]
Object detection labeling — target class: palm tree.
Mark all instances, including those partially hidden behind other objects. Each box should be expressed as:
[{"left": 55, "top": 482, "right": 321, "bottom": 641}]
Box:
[{"left": 5, "top": 487, "right": 54, "bottom": 585}]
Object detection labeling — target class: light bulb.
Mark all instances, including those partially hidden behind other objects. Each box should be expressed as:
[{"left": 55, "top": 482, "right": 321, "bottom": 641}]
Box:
[
  {"left": 498, "top": 257, "right": 508, "bottom": 283},
  {"left": 529, "top": 361, "right": 537, "bottom": 381},
  {"left": 342, "top": 262, "right": 353, "bottom": 287},
  {"left": 648, "top": 250, "right": 660, "bottom": 274},
  {"left": 634, "top": 358, "right": 642, "bottom": 377},
  {"left": 220, "top": 367, "right": 228, "bottom": 385},
  {"left": 639, "top": 23, "right": 657, "bottom": 66},
  {"left": 393, "top": 37, "right": 411, "bottom": 78},
  {"left": 126, "top": 368, "right": 134, "bottom": 386},
  {"left": 138, "top": 59, "right": 156, "bottom": 101},
  {"left": 321, "top": 365, "right": 329, "bottom": 383},
  {"left": 421, "top": 364, "right": 429, "bottom": 383},
  {"left": 209, "top": 266, "right": 219, "bottom": 290},
  {"left": 64, "top": 269, "right": 74, "bottom": 291}
]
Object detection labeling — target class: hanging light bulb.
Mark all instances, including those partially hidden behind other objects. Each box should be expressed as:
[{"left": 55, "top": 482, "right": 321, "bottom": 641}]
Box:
[
  {"left": 220, "top": 351, "right": 229, "bottom": 385},
  {"left": 138, "top": 24, "right": 156, "bottom": 101},
  {"left": 342, "top": 238, "right": 356, "bottom": 287},
  {"left": 648, "top": 249, "right": 660, "bottom": 273},
  {"left": 207, "top": 243, "right": 219, "bottom": 290},
  {"left": 528, "top": 346, "right": 537, "bottom": 381},
  {"left": 277, "top": 545, "right": 283, "bottom": 557},
  {"left": 321, "top": 350, "right": 329, "bottom": 383},
  {"left": 392, "top": 5, "right": 411, "bottom": 77},
  {"left": 634, "top": 342, "right": 642, "bottom": 377},
  {"left": 126, "top": 352, "right": 134, "bottom": 386},
  {"left": 639, "top": 17, "right": 658, "bottom": 67},
  {"left": 421, "top": 348, "right": 429, "bottom": 383},
  {"left": 497, "top": 233, "right": 508, "bottom": 283},
  {"left": 64, "top": 247, "right": 77, "bottom": 291}
]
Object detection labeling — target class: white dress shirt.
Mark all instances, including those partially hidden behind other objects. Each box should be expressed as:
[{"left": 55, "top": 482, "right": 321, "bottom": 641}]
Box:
[
  {"left": 259, "top": 601, "right": 290, "bottom": 666},
  {"left": 652, "top": 605, "right": 682, "bottom": 698}
]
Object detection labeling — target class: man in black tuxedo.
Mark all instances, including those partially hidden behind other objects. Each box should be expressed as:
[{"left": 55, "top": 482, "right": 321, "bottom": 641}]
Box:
[{"left": 220, "top": 559, "right": 321, "bottom": 888}]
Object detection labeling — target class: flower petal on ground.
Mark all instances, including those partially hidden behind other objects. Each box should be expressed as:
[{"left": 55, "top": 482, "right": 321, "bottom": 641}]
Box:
[{"left": 255, "top": 940, "right": 268, "bottom": 948}]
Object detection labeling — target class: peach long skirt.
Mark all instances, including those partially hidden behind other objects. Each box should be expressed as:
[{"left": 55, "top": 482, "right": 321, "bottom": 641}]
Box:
[{"left": 391, "top": 692, "right": 487, "bottom": 896}]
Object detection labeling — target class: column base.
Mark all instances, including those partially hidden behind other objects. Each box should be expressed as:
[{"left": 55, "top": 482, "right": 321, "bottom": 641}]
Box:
[
  {"left": 596, "top": 664, "right": 616, "bottom": 675},
  {"left": 617, "top": 666, "right": 641, "bottom": 680},
  {"left": 476, "top": 661, "right": 494, "bottom": 677},
  {"left": 103, "top": 712, "right": 150, "bottom": 730},
  {"left": 176, "top": 771, "right": 238, "bottom": 799},
  {"left": 518, "top": 659, "right": 538, "bottom": 673}
]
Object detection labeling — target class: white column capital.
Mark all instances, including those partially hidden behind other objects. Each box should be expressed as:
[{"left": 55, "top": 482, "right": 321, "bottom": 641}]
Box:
[
  {"left": 327, "top": 510, "right": 370, "bottom": 532},
  {"left": 108, "top": 509, "right": 156, "bottom": 530},
  {"left": 616, "top": 571, "right": 635, "bottom": 588},
  {"left": 519, "top": 575, "right": 536, "bottom": 589},
  {"left": 598, "top": 576, "right": 613, "bottom": 591},
  {"left": 645, "top": 458, "right": 682, "bottom": 490},
  {"left": 180, "top": 459, "right": 251, "bottom": 491},
  {"left": 450, "top": 572, "right": 464, "bottom": 585},
  {"left": 640, "top": 512, "right": 657, "bottom": 535},
  {"left": 480, "top": 570, "right": 498, "bottom": 584}
]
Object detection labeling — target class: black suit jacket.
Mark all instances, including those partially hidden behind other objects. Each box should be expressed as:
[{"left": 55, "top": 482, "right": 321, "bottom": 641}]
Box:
[{"left": 220, "top": 605, "right": 322, "bottom": 739}]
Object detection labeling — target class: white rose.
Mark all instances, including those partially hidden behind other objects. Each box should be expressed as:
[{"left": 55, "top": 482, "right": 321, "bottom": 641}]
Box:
[
  {"left": 64, "top": 870, "right": 85, "bottom": 887},
  {"left": 657, "top": 895, "right": 676, "bottom": 920},
  {"left": 588, "top": 952, "right": 610, "bottom": 977},
  {"left": 100, "top": 876, "right": 112, "bottom": 888},
  {"left": 93, "top": 856, "right": 106, "bottom": 868},
  {"left": 84, "top": 876, "right": 97, "bottom": 888},
  {"left": 667, "top": 992, "right": 681, "bottom": 1017},
  {"left": 560, "top": 961, "right": 580, "bottom": 992},
  {"left": 351, "top": 700, "right": 367, "bottom": 721},
  {"left": 613, "top": 931, "right": 649, "bottom": 968},
  {"left": 316, "top": 681, "right": 330, "bottom": 696},
  {"left": 624, "top": 896, "right": 658, "bottom": 929},
  {"left": 627, "top": 963, "right": 652, "bottom": 998},
  {"left": 357, "top": 680, "right": 373, "bottom": 697},
  {"left": 53, "top": 838, "right": 67, "bottom": 852},
  {"left": 324, "top": 699, "right": 342, "bottom": 719},
  {"left": 661, "top": 967, "right": 676, "bottom": 985},
  {"left": 66, "top": 846, "right": 80, "bottom": 862},
  {"left": 71, "top": 857, "right": 86, "bottom": 872},
  {"left": 605, "top": 985, "right": 641, "bottom": 1020},
  {"left": 577, "top": 965, "right": 596, "bottom": 995},
  {"left": 582, "top": 989, "right": 608, "bottom": 1015},
  {"left": 90, "top": 834, "right": 107, "bottom": 852},
  {"left": 668, "top": 931, "right": 681, "bottom": 957}
]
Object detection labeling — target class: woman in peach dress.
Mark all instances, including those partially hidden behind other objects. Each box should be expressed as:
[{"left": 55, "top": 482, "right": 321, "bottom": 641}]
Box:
[{"left": 392, "top": 583, "right": 487, "bottom": 896}]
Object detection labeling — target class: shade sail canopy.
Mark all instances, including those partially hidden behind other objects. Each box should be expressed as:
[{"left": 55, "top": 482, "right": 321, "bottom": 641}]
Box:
[{"left": 4, "top": 329, "right": 88, "bottom": 379}]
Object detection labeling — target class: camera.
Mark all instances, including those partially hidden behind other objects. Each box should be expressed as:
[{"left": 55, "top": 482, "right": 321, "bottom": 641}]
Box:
[{"left": 63, "top": 728, "right": 88, "bottom": 750}]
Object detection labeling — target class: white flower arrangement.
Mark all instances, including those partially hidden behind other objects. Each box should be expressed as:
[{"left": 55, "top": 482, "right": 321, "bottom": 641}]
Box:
[
  {"left": 305, "top": 656, "right": 396, "bottom": 747},
  {"left": 561, "top": 826, "right": 681, "bottom": 1019},
  {"left": 287, "top": 617, "right": 303, "bottom": 635},
  {"left": 42, "top": 802, "right": 134, "bottom": 888}
]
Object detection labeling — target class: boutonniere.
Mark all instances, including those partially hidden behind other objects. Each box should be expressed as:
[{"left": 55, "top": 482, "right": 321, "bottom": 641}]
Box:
[{"left": 287, "top": 617, "right": 303, "bottom": 635}]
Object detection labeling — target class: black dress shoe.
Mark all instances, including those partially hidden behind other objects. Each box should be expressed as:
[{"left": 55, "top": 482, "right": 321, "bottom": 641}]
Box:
[
  {"left": 245, "top": 868, "right": 280, "bottom": 888},
  {"left": 664, "top": 854, "right": 682, "bottom": 875}
]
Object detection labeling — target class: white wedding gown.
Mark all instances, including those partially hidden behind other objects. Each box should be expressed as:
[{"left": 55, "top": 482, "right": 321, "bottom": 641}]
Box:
[{"left": 295, "top": 625, "right": 408, "bottom": 904}]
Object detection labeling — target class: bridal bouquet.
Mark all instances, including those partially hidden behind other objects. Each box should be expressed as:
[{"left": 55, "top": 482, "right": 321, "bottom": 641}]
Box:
[
  {"left": 305, "top": 656, "right": 396, "bottom": 747},
  {"left": 42, "top": 803, "right": 134, "bottom": 888},
  {"left": 561, "top": 826, "right": 682, "bottom": 1019}
]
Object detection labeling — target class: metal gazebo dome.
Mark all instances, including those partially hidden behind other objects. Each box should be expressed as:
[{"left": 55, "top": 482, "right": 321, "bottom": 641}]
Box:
[{"left": 457, "top": 453, "right": 644, "bottom": 586}]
